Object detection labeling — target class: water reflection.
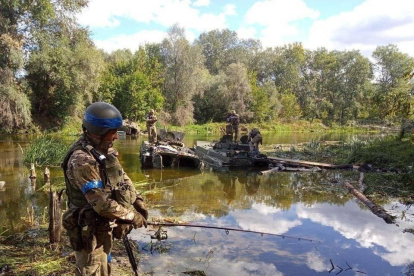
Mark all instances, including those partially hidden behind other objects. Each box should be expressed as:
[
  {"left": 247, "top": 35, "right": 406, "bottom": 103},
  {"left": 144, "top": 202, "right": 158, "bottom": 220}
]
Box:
[{"left": 1, "top": 134, "right": 413, "bottom": 275}]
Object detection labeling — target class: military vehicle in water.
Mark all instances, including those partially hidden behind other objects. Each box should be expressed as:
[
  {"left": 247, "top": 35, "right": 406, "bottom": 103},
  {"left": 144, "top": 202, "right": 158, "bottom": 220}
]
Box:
[
  {"left": 140, "top": 130, "right": 203, "bottom": 169},
  {"left": 194, "top": 134, "right": 270, "bottom": 168}
]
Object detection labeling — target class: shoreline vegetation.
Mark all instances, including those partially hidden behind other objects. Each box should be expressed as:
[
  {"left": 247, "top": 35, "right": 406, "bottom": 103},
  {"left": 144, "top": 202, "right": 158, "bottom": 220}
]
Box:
[{"left": 50, "top": 118, "right": 399, "bottom": 137}]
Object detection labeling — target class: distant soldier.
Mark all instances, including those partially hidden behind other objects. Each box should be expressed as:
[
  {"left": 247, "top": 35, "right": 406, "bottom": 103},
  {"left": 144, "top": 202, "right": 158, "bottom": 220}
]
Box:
[
  {"left": 145, "top": 109, "right": 157, "bottom": 143},
  {"left": 227, "top": 110, "right": 240, "bottom": 142},
  {"left": 248, "top": 128, "right": 262, "bottom": 154}
]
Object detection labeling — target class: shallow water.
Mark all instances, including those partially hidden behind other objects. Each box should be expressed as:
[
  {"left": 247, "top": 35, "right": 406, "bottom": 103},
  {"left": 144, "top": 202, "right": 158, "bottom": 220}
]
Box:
[{"left": 0, "top": 133, "right": 413, "bottom": 275}]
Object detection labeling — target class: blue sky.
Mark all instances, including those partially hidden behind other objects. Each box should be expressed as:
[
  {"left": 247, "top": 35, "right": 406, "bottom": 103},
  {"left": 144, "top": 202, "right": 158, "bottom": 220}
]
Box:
[{"left": 78, "top": 0, "right": 414, "bottom": 57}]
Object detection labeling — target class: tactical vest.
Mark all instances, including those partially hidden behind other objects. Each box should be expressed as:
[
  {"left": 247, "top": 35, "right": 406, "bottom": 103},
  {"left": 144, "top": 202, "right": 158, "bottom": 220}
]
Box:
[{"left": 62, "top": 137, "right": 125, "bottom": 208}]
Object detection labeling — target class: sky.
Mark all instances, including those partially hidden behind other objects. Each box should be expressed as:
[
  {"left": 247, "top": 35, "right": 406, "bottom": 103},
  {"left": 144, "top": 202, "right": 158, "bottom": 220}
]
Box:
[{"left": 78, "top": 0, "right": 414, "bottom": 57}]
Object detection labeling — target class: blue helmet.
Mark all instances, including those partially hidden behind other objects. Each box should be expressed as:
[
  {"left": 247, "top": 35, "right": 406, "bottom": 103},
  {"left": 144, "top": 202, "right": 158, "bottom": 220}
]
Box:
[{"left": 82, "top": 102, "right": 123, "bottom": 136}]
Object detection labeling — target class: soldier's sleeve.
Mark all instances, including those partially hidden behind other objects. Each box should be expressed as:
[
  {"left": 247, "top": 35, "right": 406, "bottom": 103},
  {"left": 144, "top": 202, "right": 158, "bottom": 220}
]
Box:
[{"left": 69, "top": 151, "right": 135, "bottom": 221}]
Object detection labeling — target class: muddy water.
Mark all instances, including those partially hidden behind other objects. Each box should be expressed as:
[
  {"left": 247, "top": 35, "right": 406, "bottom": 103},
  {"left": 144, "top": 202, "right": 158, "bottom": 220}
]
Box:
[{"left": 0, "top": 133, "right": 413, "bottom": 275}]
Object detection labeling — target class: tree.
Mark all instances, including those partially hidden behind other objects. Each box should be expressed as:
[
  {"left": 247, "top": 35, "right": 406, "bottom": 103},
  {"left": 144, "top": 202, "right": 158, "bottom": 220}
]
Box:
[
  {"left": 160, "top": 24, "right": 207, "bottom": 125},
  {"left": 372, "top": 44, "right": 414, "bottom": 119},
  {"left": 196, "top": 29, "right": 262, "bottom": 75},
  {"left": 98, "top": 47, "right": 164, "bottom": 121},
  {"left": 26, "top": 28, "right": 104, "bottom": 125}
]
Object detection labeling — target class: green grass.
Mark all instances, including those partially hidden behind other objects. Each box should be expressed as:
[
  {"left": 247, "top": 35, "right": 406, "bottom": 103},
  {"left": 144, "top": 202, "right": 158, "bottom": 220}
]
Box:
[
  {"left": 266, "top": 136, "right": 414, "bottom": 201},
  {"left": 164, "top": 120, "right": 378, "bottom": 134},
  {"left": 23, "top": 136, "right": 69, "bottom": 166}
]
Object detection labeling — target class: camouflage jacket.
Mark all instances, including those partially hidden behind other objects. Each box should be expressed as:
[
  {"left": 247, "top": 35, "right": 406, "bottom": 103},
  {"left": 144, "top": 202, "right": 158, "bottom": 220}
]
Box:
[{"left": 64, "top": 138, "right": 135, "bottom": 222}]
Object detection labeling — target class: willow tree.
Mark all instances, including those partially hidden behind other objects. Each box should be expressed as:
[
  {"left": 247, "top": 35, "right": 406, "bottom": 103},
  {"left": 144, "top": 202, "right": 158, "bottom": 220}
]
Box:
[{"left": 160, "top": 24, "right": 207, "bottom": 125}]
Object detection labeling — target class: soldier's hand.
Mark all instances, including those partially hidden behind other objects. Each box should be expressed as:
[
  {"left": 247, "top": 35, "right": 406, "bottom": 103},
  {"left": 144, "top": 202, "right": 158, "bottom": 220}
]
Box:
[
  {"left": 133, "top": 195, "right": 149, "bottom": 220},
  {"left": 132, "top": 211, "right": 147, "bottom": 229}
]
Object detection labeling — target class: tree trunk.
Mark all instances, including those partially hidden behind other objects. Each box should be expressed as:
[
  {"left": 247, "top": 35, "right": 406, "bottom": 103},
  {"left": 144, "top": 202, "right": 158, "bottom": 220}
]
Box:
[{"left": 343, "top": 181, "right": 395, "bottom": 224}]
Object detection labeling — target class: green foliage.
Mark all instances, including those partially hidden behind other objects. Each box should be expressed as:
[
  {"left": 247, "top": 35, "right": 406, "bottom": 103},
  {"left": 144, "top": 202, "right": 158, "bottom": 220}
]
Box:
[
  {"left": 98, "top": 47, "right": 164, "bottom": 121},
  {"left": 249, "top": 72, "right": 270, "bottom": 122},
  {"left": 280, "top": 93, "right": 302, "bottom": 120},
  {"left": 161, "top": 24, "right": 207, "bottom": 125},
  {"left": 372, "top": 44, "right": 414, "bottom": 119},
  {"left": 27, "top": 28, "right": 104, "bottom": 125},
  {"left": 1, "top": 1, "right": 414, "bottom": 134},
  {"left": 346, "top": 136, "right": 414, "bottom": 169},
  {"left": 23, "top": 136, "right": 68, "bottom": 166}
]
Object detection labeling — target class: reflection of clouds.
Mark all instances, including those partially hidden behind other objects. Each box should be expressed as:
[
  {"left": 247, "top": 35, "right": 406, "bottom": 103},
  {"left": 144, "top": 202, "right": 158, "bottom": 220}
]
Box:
[
  {"left": 210, "top": 259, "right": 282, "bottom": 276},
  {"left": 132, "top": 225, "right": 284, "bottom": 276},
  {"left": 231, "top": 206, "right": 302, "bottom": 235},
  {"left": 305, "top": 251, "right": 327, "bottom": 273},
  {"left": 296, "top": 202, "right": 414, "bottom": 266},
  {"left": 252, "top": 202, "right": 281, "bottom": 215}
]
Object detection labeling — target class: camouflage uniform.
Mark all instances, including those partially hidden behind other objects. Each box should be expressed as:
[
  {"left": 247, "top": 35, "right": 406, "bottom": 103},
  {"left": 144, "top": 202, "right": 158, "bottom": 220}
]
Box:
[
  {"left": 146, "top": 113, "right": 157, "bottom": 143},
  {"left": 63, "top": 135, "right": 146, "bottom": 276},
  {"left": 248, "top": 129, "right": 262, "bottom": 153},
  {"left": 227, "top": 113, "right": 240, "bottom": 142}
]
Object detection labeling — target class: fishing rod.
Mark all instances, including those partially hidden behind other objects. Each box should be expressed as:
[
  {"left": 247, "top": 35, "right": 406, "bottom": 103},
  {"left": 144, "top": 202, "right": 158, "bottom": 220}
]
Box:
[{"left": 147, "top": 221, "right": 321, "bottom": 243}]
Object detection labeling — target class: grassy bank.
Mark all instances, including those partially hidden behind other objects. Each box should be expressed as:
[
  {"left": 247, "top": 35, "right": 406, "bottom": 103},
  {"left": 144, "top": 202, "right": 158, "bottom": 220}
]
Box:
[
  {"left": 166, "top": 120, "right": 392, "bottom": 135},
  {"left": 54, "top": 117, "right": 395, "bottom": 136},
  {"left": 0, "top": 226, "right": 140, "bottom": 275},
  {"left": 264, "top": 136, "right": 414, "bottom": 203}
]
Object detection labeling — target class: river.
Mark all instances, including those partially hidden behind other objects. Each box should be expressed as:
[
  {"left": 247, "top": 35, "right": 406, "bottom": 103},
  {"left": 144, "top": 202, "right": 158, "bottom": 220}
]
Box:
[{"left": 0, "top": 132, "right": 413, "bottom": 275}]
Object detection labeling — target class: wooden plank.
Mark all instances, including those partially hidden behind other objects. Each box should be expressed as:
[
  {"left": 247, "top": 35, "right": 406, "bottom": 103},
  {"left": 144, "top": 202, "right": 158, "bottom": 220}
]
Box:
[{"left": 267, "top": 156, "right": 353, "bottom": 169}]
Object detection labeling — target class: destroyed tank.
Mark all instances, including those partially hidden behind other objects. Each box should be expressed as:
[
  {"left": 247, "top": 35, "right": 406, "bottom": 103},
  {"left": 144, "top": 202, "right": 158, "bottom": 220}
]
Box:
[
  {"left": 140, "top": 130, "right": 203, "bottom": 169},
  {"left": 194, "top": 134, "right": 270, "bottom": 168}
]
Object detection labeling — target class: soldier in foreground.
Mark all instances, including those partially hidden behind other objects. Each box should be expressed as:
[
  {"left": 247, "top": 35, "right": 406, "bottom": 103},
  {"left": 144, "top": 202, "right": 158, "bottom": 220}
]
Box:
[
  {"left": 248, "top": 128, "right": 263, "bottom": 154},
  {"left": 62, "top": 102, "right": 148, "bottom": 276},
  {"left": 145, "top": 109, "right": 158, "bottom": 143},
  {"left": 227, "top": 110, "right": 240, "bottom": 142}
]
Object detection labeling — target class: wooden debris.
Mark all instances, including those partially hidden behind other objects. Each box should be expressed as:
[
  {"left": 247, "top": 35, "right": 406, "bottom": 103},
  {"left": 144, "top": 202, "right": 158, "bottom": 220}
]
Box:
[
  {"left": 259, "top": 167, "right": 279, "bottom": 175},
  {"left": 267, "top": 157, "right": 353, "bottom": 169},
  {"left": 49, "top": 186, "right": 64, "bottom": 243},
  {"left": 44, "top": 167, "right": 50, "bottom": 183},
  {"left": 29, "top": 163, "right": 36, "bottom": 179},
  {"left": 343, "top": 181, "right": 395, "bottom": 224}
]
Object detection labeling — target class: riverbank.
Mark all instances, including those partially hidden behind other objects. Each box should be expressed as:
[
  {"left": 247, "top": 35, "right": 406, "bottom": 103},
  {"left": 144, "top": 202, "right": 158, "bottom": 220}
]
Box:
[
  {"left": 51, "top": 118, "right": 397, "bottom": 137},
  {"left": 263, "top": 136, "right": 414, "bottom": 204},
  {"left": 0, "top": 226, "right": 138, "bottom": 275}
]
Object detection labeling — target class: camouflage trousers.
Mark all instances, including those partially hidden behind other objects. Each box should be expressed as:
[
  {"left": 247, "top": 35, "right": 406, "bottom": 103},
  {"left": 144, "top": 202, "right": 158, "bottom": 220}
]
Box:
[
  {"left": 250, "top": 134, "right": 262, "bottom": 152},
  {"left": 75, "top": 232, "right": 112, "bottom": 276},
  {"left": 147, "top": 125, "right": 157, "bottom": 143},
  {"left": 231, "top": 125, "right": 239, "bottom": 142}
]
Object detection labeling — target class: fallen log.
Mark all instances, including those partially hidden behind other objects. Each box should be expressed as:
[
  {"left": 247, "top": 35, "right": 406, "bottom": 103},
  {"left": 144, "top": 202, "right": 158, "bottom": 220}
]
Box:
[
  {"left": 259, "top": 167, "right": 279, "bottom": 175},
  {"left": 343, "top": 181, "right": 395, "bottom": 224},
  {"left": 267, "top": 157, "right": 353, "bottom": 169}
]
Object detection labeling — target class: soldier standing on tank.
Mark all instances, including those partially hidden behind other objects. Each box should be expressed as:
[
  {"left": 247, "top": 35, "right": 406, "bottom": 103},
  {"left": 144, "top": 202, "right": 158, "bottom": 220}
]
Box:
[
  {"left": 62, "top": 102, "right": 148, "bottom": 276},
  {"left": 227, "top": 110, "right": 240, "bottom": 142},
  {"left": 248, "top": 128, "right": 263, "bottom": 154},
  {"left": 145, "top": 109, "right": 157, "bottom": 143}
]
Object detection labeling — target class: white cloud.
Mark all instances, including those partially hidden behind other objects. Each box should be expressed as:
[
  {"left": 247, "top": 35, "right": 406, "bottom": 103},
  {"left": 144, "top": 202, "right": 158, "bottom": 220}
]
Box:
[
  {"left": 296, "top": 202, "right": 414, "bottom": 266},
  {"left": 193, "top": 0, "right": 210, "bottom": 7},
  {"left": 244, "top": 0, "right": 319, "bottom": 47},
  {"left": 94, "top": 30, "right": 166, "bottom": 52},
  {"left": 224, "top": 4, "right": 237, "bottom": 16},
  {"left": 78, "top": 0, "right": 235, "bottom": 32},
  {"left": 237, "top": 27, "right": 256, "bottom": 39},
  {"left": 306, "top": 0, "right": 414, "bottom": 57}
]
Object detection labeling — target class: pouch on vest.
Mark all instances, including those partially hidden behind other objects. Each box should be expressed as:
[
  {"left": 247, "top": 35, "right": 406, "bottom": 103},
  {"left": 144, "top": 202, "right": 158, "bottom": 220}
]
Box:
[
  {"left": 62, "top": 208, "right": 84, "bottom": 251},
  {"left": 78, "top": 207, "right": 98, "bottom": 253},
  {"left": 113, "top": 183, "right": 136, "bottom": 208}
]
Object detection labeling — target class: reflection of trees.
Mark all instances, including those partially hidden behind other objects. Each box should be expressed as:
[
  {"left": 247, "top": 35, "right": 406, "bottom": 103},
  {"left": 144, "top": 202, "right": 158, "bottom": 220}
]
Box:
[
  {"left": 404, "top": 262, "right": 414, "bottom": 276},
  {"left": 148, "top": 170, "right": 350, "bottom": 219}
]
